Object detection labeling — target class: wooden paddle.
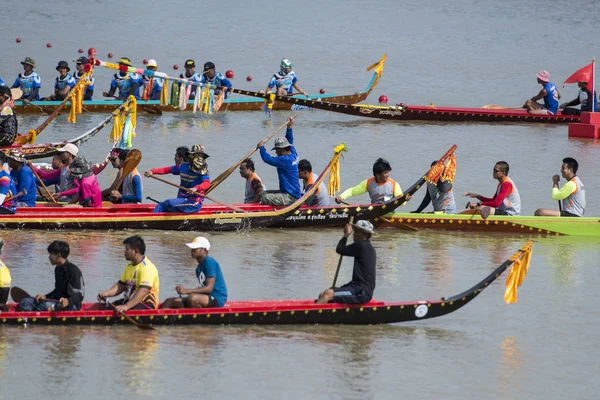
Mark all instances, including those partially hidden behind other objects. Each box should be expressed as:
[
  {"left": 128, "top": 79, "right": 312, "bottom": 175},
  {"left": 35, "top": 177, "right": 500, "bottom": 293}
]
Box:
[
  {"left": 338, "top": 199, "right": 418, "bottom": 231},
  {"left": 107, "top": 301, "right": 156, "bottom": 330},
  {"left": 4, "top": 189, "right": 26, "bottom": 204},
  {"left": 107, "top": 149, "right": 143, "bottom": 195},
  {"left": 21, "top": 100, "right": 54, "bottom": 115},
  {"left": 482, "top": 104, "right": 524, "bottom": 110},
  {"left": 205, "top": 114, "right": 298, "bottom": 194},
  {"left": 556, "top": 177, "right": 563, "bottom": 214},
  {"left": 28, "top": 164, "right": 58, "bottom": 204},
  {"left": 10, "top": 286, "right": 59, "bottom": 303},
  {"left": 332, "top": 215, "right": 354, "bottom": 288},
  {"left": 105, "top": 93, "right": 162, "bottom": 115},
  {"left": 148, "top": 175, "right": 245, "bottom": 212}
]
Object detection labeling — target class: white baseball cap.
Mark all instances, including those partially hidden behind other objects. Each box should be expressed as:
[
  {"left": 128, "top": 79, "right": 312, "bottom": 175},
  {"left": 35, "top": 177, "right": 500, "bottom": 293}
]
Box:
[
  {"left": 146, "top": 59, "right": 158, "bottom": 68},
  {"left": 185, "top": 236, "right": 211, "bottom": 250},
  {"left": 57, "top": 143, "right": 79, "bottom": 156}
]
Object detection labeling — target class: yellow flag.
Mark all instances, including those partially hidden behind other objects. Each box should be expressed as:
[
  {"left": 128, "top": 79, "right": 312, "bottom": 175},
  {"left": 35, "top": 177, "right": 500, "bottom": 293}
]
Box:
[{"left": 504, "top": 245, "right": 532, "bottom": 304}]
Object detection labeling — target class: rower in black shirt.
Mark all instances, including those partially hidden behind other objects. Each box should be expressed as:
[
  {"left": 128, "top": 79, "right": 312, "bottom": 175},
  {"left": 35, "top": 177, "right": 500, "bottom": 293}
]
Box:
[{"left": 316, "top": 220, "right": 376, "bottom": 304}]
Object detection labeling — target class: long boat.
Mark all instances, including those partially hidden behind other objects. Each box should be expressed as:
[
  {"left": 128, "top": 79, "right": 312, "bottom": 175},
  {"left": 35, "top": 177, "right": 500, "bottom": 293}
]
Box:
[
  {"left": 2, "top": 145, "right": 457, "bottom": 230},
  {"left": 12, "top": 55, "right": 386, "bottom": 115},
  {"left": 374, "top": 212, "right": 600, "bottom": 237},
  {"left": 231, "top": 90, "right": 580, "bottom": 124},
  {"left": 0, "top": 241, "right": 532, "bottom": 326}
]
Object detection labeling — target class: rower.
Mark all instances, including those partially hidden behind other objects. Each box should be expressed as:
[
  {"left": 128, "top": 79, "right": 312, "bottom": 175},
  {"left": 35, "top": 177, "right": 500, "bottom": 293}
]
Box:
[
  {"left": 0, "top": 239, "right": 11, "bottom": 311},
  {"left": 239, "top": 158, "right": 265, "bottom": 204},
  {"left": 316, "top": 220, "right": 376, "bottom": 305},
  {"left": 140, "top": 59, "right": 164, "bottom": 101},
  {"left": 465, "top": 161, "right": 521, "bottom": 219},
  {"left": 11, "top": 57, "right": 41, "bottom": 102},
  {"left": 200, "top": 61, "right": 232, "bottom": 98},
  {"left": 257, "top": 116, "right": 301, "bottom": 206},
  {"left": 97, "top": 235, "right": 160, "bottom": 312},
  {"left": 180, "top": 59, "right": 202, "bottom": 99},
  {"left": 0, "top": 153, "right": 17, "bottom": 214},
  {"left": 534, "top": 157, "right": 585, "bottom": 217},
  {"left": 73, "top": 57, "right": 94, "bottom": 100},
  {"left": 175, "top": 146, "right": 190, "bottom": 166},
  {"left": 559, "top": 76, "right": 598, "bottom": 116},
  {"left": 265, "top": 58, "right": 309, "bottom": 97},
  {"left": 335, "top": 158, "right": 408, "bottom": 205},
  {"left": 32, "top": 143, "right": 79, "bottom": 203},
  {"left": 298, "top": 159, "right": 330, "bottom": 207},
  {"left": 412, "top": 160, "right": 456, "bottom": 214},
  {"left": 144, "top": 144, "right": 210, "bottom": 213},
  {"left": 18, "top": 240, "right": 85, "bottom": 311},
  {"left": 6, "top": 149, "right": 37, "bottom": 207},
  {"left": 68, "top": 156, "right": 102, "bottom": 208},
  {"left": 103, "top": 57, "right": 141, "bottom": 100},
  {"left": 0, "top": 85, "right": 18, "bottom": 146},
  {"left": 524, "top": 70, "right": 561, "bottom": 115},
  {"left": 103, "top": 148, "right": 143, "bottom": 204},
  {"left": 160, "top": 237, "right": 227, "bottom": 309},
  {"left": 42, "top": 61, "right": 75, "bottom": 101}
]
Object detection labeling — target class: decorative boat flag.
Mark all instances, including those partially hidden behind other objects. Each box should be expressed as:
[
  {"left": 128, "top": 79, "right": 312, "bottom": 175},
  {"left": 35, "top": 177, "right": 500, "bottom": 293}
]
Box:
[{"left": 564, "top": 60, "right": 595, "bottom": 98}]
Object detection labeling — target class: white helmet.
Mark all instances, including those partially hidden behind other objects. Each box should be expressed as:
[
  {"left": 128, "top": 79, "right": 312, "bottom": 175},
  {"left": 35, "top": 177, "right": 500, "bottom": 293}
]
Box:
[{"left": 146, "top": 59, "right": 158, "bottom": 68}]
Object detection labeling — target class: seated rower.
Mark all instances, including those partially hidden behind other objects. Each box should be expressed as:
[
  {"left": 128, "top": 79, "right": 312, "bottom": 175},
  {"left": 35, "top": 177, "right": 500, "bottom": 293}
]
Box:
[
  {"left": 535, "top": 157, "right": 585, "bottom": 217},
  {"left": 559, "top": 76, "right": 598, "bottom": 116},
  {"left": 524, "top": 70, "right": 561, "bottom": 115},
  {"left": 18, "top": 240, "right": 85, "bottom": 311},
  {"left": 465, "top": 161, "right": 521, "bottom": 219},
  {"left": 7, "top": 149, "right": 37, "bottom": 207},
  {"left": 103, "top": 57, "right": 141, "bottom": 100},
  {"left": 298, "top": 159, "right": 330, "bottom": 207},
  {"left": 412, "top": 160, "right": 456, "bottom": 214},
  {"left": 257, "top": 116, "right": 302, "bottom": 206},
  {"left": 144, "top": 144, "right": 210, "bottom": 213},
  {"left": 0, "top": 153, "right": 18, "bottom": 214},
  {"left": 174, "top": 146, "right": 190, "bottom": 166},
  {"left": 28, "top": 143, "right": 79, "bottom": 202},
  {"left": 68, "top": 156, "right": 102, "bottom": 208},
  {"left": 0, "top": 85, "right": 18, "bottom": 147},
  {"left": 200, "top": 61, "right": 232, "bottom": 98},
  {"left": 98, "top": 235, "right": 159, "bottom": 312},
  {"left": 316, "top": 220, "right": 376, "bottom": 305},
  {"left": 102, "top": 148, "right": 143, "bottom": 204},
  {"left": 335, "top": 158, "right": 408, "bottom": 205},
  {"left": 161, "top": 237, "right": 227, "bottom": 309},
  {"left": 179, "top": 59, "right": 202, "bottom": 100},
  {"left": 265, "top": 58, "right": 309, "bottom": 97},
  {"left": 0, "top": 239, "right": 11, "bottom": 311},
  {"left": 73, "top": 57, "right": 94, "bottom": 100},
  {"left": 42, "top": 61, "right": 75, "bottom": 101},
  {"left": 140, "top": 59, "right": 164, "bottom": 101},
  {"left": 239, "top": 158, "right": 265, "bottom": 204},
  {"left": 11, "top": 57, "right": 41, "bottom": 102}
]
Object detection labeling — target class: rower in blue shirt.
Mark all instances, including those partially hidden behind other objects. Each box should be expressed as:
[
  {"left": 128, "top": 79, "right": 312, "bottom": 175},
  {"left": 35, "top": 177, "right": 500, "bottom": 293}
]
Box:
[
  {"left": 524, "top": 70, "right": 561, "bottom": 115},
  {"left": 199, "top": 61, "right": 232, "bottom": 98},
  {"left": 257, "top": 116, "right": 301, "bottom": 206},
  {"left": 139, "top": 59, "right": 164, "bottom": 101},
  {"left": 73, "top": 57, "right": 94, "bottom": 100},
  {"left": 103, "top": 57, "right": 141, "bottom": 100},
  {"left": 265, "top": 58, "right": 309, "bottom": 97},
  {"left": 6, "top": 149, "right": 37, "bottom": 207},
  {"left": 179, "top": 59, "right": 202, "bottom": 100},
  {"left": 11, "top": 57, "right": 42, "bottom": 102},
  {"left": 43, "top": 61, "right": 76, "bottom": 101}
]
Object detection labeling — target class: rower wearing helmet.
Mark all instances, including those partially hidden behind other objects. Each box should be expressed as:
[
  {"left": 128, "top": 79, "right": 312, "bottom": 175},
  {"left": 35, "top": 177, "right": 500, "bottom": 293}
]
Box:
[
  {"left": 199, "top": 61, "right": 232, "bottom": 98},
  {"left": 140, "top": 59, "right": 164, "bottom": 101},
  {"left": 265, "top": 58, "right": 309, "bottom": 97},
  {"left": 103, "top": 57, "right": 141, "bottom": 99}
]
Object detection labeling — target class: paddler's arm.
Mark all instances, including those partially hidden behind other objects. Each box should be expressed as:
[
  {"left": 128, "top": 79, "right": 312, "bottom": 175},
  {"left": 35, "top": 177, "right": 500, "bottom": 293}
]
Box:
[
  {"left": 412, "top": 189, "right": 432, "bottom": 213},
  {"left": 530, "top": 88, "right": 547, "bottom": 102},
  {"left": 144, "top": 166, "right": 178, "bottom": 177},
  {"left": 560, "top": 97, "right": 580, "bottom": 109},
  {"left": 101, "top": 169, "right": 123, "bottom": 198},
  {"left": 119, "top": 175, "right": 143, "bottom": 203},
  {"left": 63, "top": 265, "right": 84, "bottom": 308},
  {"left": 258, "top": 143, "right": 284, "bottom": 167},
  {"left": 480, "top": 181, "right": 512, "bottom": 208},
  {"left": 552, "top": 180, "right": 576, "bottom": 200},
  {"left": 392, "top": 181, "right": 410, "bottom": 205},
  {"left": 336, "top": 180, "right": 369, "bottom": 202},
  {"left": 118, "top": 286, "right": 149, "bottom": 312},
  {"left": 285, "top": 116, "right": 295, "bottom": 145},
  {"left": 97, "top": 282, "right": 126, "bottom": 302},
  {"left": 335, "top": 236, "right": 362, "bottom": 257},
  {"left": 292, "top": 81, "right": 309, "bottom": 97},
  {"left": 178, "top": 277, "right": 215, "bottom": 295}
]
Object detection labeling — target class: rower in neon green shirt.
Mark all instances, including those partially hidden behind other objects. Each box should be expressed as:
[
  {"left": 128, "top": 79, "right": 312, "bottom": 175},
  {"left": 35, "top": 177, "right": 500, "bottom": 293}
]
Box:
[{"left": 535, "top": 157, "right": 586, "bottom": 217}]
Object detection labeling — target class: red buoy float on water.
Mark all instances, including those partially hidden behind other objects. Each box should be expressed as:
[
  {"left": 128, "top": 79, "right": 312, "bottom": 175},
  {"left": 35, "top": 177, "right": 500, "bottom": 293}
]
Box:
[
  {"left": 78, "top": 48, "right": 84, "bottom": 53},
  {"left": 378, "top": 95, "right": 388, "bottom": 103},
  {"left": 246, "top": 76, "right": 252, "bottom": 82},
  {"left": 173, "top": 64, "right": 179, "bottom": 70},
  {"left": 16, "top": 38, "right": 22, "bottom": 43},
  {"left": 88, "top": 48, "right": 96, "bottom": 57},
  {"left": 107, "top": 53, "right": 113, "bottom": 58},
  {"left": 46, "top": 43, "right": 52, "bottom": 48},
  {"left": 225, "top": 70, "right": 234, "bottom": 78},
  {"left": 319, "top": 88, "right": 325, "bottom": 94},
  {"left": 143, "top": 59, "right": 148, "bottom": 65}
]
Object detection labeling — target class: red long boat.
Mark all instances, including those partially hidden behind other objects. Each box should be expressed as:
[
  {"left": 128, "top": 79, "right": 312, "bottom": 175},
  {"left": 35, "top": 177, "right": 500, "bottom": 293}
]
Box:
[{"left": 0, "top": 242, "right": 532, "bottom": 326}]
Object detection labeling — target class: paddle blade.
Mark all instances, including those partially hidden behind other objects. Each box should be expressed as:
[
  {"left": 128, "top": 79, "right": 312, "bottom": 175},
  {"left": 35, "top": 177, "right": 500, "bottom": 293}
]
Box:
[{"left": 10, "top": 286, "right": 31, "bottom": 303}]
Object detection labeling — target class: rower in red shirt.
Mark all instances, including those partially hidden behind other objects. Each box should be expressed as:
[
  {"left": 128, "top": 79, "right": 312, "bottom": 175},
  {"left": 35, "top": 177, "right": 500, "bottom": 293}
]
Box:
[{"left": 464, "top": 161, "right": 521, "bottom": 219}]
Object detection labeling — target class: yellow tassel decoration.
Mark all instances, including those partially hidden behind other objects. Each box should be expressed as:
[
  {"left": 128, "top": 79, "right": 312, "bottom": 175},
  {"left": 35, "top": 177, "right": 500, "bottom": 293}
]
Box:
[
  {"left": 441, "top": 154, "right": 457, "bottom": 183},
  {"left": 504, "top": 242, "right": 533, "bottom": 304},
  {"left": 27, "top": 129, "right": 37, "bottom": 144},
  {"left": 160, "top": 80, "right": 169, "bottom": 105},
  {"left": 328, "top": 143, "right": 348, "bottom": 196},
  {"left": 67, "top": 70, "right": 92, "bottom": 124}
]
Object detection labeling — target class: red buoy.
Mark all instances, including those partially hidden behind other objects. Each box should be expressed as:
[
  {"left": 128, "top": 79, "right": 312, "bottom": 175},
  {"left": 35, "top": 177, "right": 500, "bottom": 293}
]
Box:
[
  {"left": 78, "top": 48, "right": 84, "bottom": 53},
  {"left": 46, "top": 43, "right": 52, "bottom": 48},
  {"left": 107, "top": 53, "right": 113, "bottom": 58},
  {"left": 319, "top": 88, "right": 325, "bottom": 94},
  {"left": 225, "top": 70, "right": 234, "bottom": 79},
  {"left": 143, "top": 59, "right": 148, "bottom": 65},
  {"left": 16, "top": 38, "right": 22, "bottom": 43},
  {"left": 246, "top": 76, "right": 252, "bottom": 82},
  {"left": 173, "top": 64, "right": 179, "bottom": 70},
  {"left": 88, "top": 48, "right": 96, "bottom": 57},
  {"left": 378, "top": 95, "right": 388, "bottom": 103}
]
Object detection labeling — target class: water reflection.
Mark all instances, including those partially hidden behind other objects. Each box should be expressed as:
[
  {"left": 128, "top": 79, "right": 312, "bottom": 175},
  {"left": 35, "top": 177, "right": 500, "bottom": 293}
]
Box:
[
  {"left": 497, "top": 336, "right": 524, "bottom": 397},
  {"left": 39, "top": 327, "right": 84, "bottom": 383}
]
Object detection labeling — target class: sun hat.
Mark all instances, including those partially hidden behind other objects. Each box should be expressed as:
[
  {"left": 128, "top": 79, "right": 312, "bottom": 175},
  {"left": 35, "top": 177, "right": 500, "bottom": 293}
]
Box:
[
  {"left": 271, "top": 137, "right": 293, "bottom": 150},
  {"left": 351, "top": 220, "right": 374, "bottom": 234},
  {"left": 20, "top": 57, "right": 36, "bottom": 68},
  {"left": 146, "top": 59, "right": 158, "bottom": 68},
  {"left": 57, "top": 143, "right": 79, "bottom": 157},
  {"left": 189, "top": 144, "right": 210, "bottom": 159},
  {"left": 536, "top": 70, "right": 550, "bottom": 82},
  {"left": 6, "top": 149, "right": 26, "bottom": 163},
  {"left": 185, "top": 236, "right": 211, "bottom": 250},
  {"left": 69, "top": 156, "right": 91, "bottom": 175},
  {"left": 118, "top": 57, "right": 132, "bottom": 66},
  {"left": 56, "top": 61, "right": 70, "bottom": 72},
  {"left": 185, "top": 59, "right": 196, "bottom": 68},
  {"left": 74, "top": 56, "right": 89, "bottom": 65}
]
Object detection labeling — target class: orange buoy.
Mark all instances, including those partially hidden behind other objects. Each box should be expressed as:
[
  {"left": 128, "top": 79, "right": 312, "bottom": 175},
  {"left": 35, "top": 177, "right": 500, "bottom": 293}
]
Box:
[
  {"left": 46, "top": 43, "right": 52, "bottom": 48},
  {"left": 16, "top": 38, "right": 22, "bottom": 43},
  {"left": 246, "top": 76, "right": 252, "bottom": 82},
  {"left": 173, "top": 64, "right": 179, "bottom": 70},
  {"left": 225, "top": 70, "right": 234, "bottom": 78},
  {"left": 319, "top": 88, "right": 325, "bottom": 94},
  {"left": 143, "top": 59, "right": 148, "bottom": 65},
  {"left": 107, "top": 53, "right": 113, "bottom": 58},
  {"left": 378, "top": 95, "right": 388, "bottom": 103},
  {"left": 78, "top": 48, "right": 84, "bottom": 53}
]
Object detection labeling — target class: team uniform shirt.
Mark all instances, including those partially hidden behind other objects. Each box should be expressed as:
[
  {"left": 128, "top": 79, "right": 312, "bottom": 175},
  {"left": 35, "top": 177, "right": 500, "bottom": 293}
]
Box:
[
  {"left": 140, "top": 76, "right": 164, "bottom": 100},
  {"left": 0, "top": 259, "right": 11, "bottom": 288},
  {"left": 110, "top": 72, "right": 141, "bottom": 99},
  {"left": 479, "top": 176, "right": 521, "bottom": 215},
  {"left": 303, "top": 172, "right": 330, "bottom": 207},
  {"left": 121, "top": 169, "right": 143, "bottom": 203},
  {"left": 73, "top": 71, "right": 95, "bottom": 100},
  {"left": 195, "top": 255, "right": 228, "bottom": 307},
  {"left": 267, "top": 71, "right": 298, "bottom": 94},
  {"left": 339, "top": 177, "right": 403, "bottom": 204},
  {"left": 427, "top": 181, "right": 456, "bottom": 214},
  {"left": 542, "top": 81, "right": 560, "bottom": 115},
  {"left": 32, "top": 165, "right": 74, "bottom": 201},
  {"left": 45, "top": 261, "right": 85, "bottom": 310},
  {"left": 179, "top": 72, "right": 202, "bottom": 99},
  {"left": 0, "top": 103, "right": 18, "bottom": 146},
  {"left": 0, "top": 170, "right": 17, "bottom": 213},
  {"left": 259, "top": 128, "right": 302, "bottom": 198},
  {"left": 552, "top": 176, "right": 586, "bottom": 217},
  {"left": 119, "top": 257, "right": 160, "bottom": 309},
  {"left": 10, "top": 165, "right": 37, "bottom": 206},
  {"left": 199, "top": 73, "right": 232, "bottom": 98},
  {"left": 53, "top": 74, "right": 76, "bottom": 100},
  {"left": 12, "top": 72, "right": 42, "bottom": 100},
  {"left": 244, "top": 172, "right": 265, "bottom": 203},
  {"left": 151, "top": 162, "right": 210, "bottom": 203},
  {"left": 75, "top": 174, "right": 102, "bottom": 208}
]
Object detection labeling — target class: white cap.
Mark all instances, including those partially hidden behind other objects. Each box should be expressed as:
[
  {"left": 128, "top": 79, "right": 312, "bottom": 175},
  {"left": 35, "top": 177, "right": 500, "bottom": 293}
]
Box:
[
  {"left": 57, "top": 143, "right": 79, "bottom": 156},
  {"left": 185, "top": 236, "right": 211, "bottom": 250},
  {"left": 146, "top": 59, "right": 158, "bottom": 68}
]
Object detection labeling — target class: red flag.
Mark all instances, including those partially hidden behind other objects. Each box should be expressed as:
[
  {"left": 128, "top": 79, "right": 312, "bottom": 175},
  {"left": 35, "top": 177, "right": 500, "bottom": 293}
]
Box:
[{"left": 564, "top": 62, "right": 594, "bottom": 95}]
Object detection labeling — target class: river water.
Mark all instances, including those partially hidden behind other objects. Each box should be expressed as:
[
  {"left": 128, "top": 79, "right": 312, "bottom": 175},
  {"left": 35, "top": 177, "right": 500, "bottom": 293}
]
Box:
[{"left": 1, "top": 0, "right": 599, "bottom": 399}]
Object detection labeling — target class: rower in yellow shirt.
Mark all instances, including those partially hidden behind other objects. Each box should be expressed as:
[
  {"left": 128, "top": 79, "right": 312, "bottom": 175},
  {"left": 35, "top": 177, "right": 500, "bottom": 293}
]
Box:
[
  {"left": 97, "top": 235, "right": 160, "bottom": 311},
  {"left": 335, "top": 158, "right": 410, "bottom": 204},
  {"left": 0, "top": 239, "right": 11, "bottom": 311}
]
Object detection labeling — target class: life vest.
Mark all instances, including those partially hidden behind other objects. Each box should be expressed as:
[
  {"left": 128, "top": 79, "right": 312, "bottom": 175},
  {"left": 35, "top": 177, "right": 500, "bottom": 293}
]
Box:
[
  {"left": 495, "top": 177, "right": 521, "bottom": 216},
  {"left": 427, "top": 182, "right": 456, "bottom": 214},
  {"left": 244, "top": 172, "right": 265, "bottom": 204},
  {"left": 366, "top": 177, "right": 397, "bottom": 203},
  {"left": 122, "top": 168, "right": 143, "bottom": 204},
  {"left": 562, "top": 176, "right": 585, "bottom": 216},
  {"left": 303, "top": 172, "right": 330, "bottom": 207}
]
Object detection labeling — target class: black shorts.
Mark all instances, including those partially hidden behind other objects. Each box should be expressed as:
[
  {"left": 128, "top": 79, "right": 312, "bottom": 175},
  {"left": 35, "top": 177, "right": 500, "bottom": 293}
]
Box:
[
  {"left": 331, "top": 284, "right": 372, "bottom": 304},
  {"left": 182, "top": 295, "right": 221, "bottom": 308},
  {"left": 561, "top": 210, "right": 580, "bottom": 217},
  {"left": 494, "top": 209, "right": 509, "bottom": 216}
]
